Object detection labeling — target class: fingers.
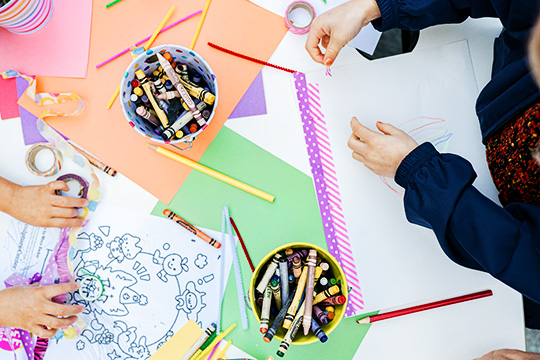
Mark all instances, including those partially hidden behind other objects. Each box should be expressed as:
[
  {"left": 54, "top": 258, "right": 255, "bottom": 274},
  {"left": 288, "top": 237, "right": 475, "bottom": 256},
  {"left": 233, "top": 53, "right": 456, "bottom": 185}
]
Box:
[
  {"left": 31, "top": 325, "right": 58, "bottom": 339},
  {"left": 305, "top": 26, "right": 326, "bottom": 64},
  {"left": 350, "top": 117, "right": 378, "bottom": 140},
  {"left": 43, "top": 302, "right": 85, "bottom": 317},
  {"left": 47, "top": 217, "right": 85, "bottom": 228},
  {"left": 50, "top": 194, "right": 88, "bottom": 209},
  {"left": 51, "top": 206, "right": 80, "bottom": 219},
  {"left": 347, "top": 134, "right": 367, "bottom": 153},
  {"left": 47, "top": 180, "right": 69, "bottom": 194},
  {"left": 375, "top": 121, "right": 401, "bottom": 135},
  {"left": 352, "top": 151, "right": 366, "bottom": 163},
  {"left": 42, "top": 282, "right": 81, "bottom": 300},
  {"left": 323, "top": 34, "right": 346, "bottom": 66},
  {"left": 41, "top": 315, "right": 79, "bottom": 330}
]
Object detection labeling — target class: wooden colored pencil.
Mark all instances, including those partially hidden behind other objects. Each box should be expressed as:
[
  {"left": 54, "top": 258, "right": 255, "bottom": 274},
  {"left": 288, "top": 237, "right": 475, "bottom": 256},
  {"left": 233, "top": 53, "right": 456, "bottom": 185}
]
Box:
[
  {"left": 189, "top": 0, "right": 211, "bottom": 50},
  {"left": 147, "top": 144, "right": 275, "bottom": 202},
  {"left": 356, "top": 290, "right": 493, "bottom": 324}
]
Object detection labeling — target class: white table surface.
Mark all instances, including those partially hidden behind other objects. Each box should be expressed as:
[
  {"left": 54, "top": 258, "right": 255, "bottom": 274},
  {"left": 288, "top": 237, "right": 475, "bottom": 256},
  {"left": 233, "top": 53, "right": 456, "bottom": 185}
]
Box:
[{"left": 0, "top": 16, "right": 527, "bottom": 360}]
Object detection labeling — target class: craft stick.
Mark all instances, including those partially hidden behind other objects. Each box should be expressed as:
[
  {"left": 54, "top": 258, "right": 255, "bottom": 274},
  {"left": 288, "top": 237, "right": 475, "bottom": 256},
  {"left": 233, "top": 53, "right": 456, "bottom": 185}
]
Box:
[
  {"left": 193, "top": 323, "right": 236, "bottom": 360},
  {"left": 147, "top": 144, "right": 275, "bottom": 203},
  {"left": 207, "top": 42, "right": 298, "bottom": 74},
  {"left": 356, "top": 290, "right": 493, "bottom": 324},
  {"left": 96, "top": 10, "right": 202, "bottom": 69},
  {"left": 224, "top": 206, "right": 249, "bottom": 330},
  {"left": 229, "top": 217, "right": 255, "bottom": 272},
  {"left": 144, "top": 6, "right": 175, "bottom": 50},
  {"left": 190, "top": 0, "right": 212, "bottom": 50}
]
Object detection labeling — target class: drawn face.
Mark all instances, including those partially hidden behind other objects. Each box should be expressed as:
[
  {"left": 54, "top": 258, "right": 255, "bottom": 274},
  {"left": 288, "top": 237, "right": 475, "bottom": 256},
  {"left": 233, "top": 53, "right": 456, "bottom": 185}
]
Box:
[
  {"left": 185, "top": 292, "right": 198, "bottom": 310},
  {"left": 107, "top": 239, "right": 125, "bottom": 262},
  {"left": 164, "top": 254, "right": 183, "bottom": 276},
  {"left": 120, "top": 234, "right": 142, "bottom": 260}
]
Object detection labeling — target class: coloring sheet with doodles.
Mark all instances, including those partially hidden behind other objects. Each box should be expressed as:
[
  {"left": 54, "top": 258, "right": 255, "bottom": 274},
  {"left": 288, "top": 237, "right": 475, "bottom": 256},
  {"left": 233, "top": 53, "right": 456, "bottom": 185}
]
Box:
[{"left": 0, "top": 203, "right": 234, "bottom": 360}]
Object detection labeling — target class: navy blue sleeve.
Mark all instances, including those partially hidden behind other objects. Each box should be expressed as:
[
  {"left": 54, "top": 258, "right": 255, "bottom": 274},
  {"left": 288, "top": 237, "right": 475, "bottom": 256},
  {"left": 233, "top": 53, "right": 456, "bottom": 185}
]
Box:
[
  {"left": 371, "top": 0, "right": 531, "bottom": 32},
  {"left": 396, "top": 142, "right": 540, "bottom": 304}
]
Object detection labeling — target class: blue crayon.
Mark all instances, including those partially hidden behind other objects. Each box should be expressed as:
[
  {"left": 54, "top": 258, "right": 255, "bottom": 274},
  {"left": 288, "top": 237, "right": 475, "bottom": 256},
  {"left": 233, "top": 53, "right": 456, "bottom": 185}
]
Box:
[
  {"left": 164, "top": 80, "right": 174, "bottom": 91},
  {"left": 313, "top": 305, "right": 329, "bottom": 325},
  {"left": 141, "top": 94, "right": 151, "bottom": 108},
  {"left": 192, "top": 72, "right": 202, "bottom": 84},
  {"left": 311, "top": 318, "right": 328, "bottom": 343},
  {"left": 158, "top": 99, "right": 169, "bottom": 114}
]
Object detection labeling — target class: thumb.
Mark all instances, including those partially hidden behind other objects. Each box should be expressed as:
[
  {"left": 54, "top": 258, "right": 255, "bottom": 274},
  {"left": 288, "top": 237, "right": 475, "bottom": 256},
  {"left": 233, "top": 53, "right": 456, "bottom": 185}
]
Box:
[
  {"left": 323, "top": 35, "right": 345, "bottom": 66},
  {"left": 376, "top": 121, "right": 400, "bottom": 135},
  {"left": 48, "top": 180, "right": 69, "bottom": 194}
]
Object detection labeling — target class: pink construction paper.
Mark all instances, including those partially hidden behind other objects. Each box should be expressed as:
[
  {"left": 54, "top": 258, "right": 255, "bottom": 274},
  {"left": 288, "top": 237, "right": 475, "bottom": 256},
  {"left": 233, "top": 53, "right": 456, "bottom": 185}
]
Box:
[
  {"left": 0, "top": 0, "right": 93, "bottom": 78},
  {"left": 228, "top": 71, "right": 267, "bottom": 119},
  {"left": 0, "top": 77, "right": 19, "bottom": 120}
]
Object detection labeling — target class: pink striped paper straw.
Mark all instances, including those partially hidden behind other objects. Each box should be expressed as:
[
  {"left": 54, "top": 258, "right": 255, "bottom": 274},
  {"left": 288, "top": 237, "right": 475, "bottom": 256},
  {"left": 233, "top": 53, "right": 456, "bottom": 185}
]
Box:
[{"left": 95, "top": 10, "right": 202, "bottom": 69}]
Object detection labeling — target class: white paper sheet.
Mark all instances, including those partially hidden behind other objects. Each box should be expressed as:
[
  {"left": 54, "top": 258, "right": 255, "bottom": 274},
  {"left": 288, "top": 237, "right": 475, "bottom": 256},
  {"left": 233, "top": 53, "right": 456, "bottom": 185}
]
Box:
[
  {"left": 249, "top": 0, "right": 382, "bottom": 55},
  {"left": 301, "top": 40, "right": 503, "bottom": 313},
  {"left": 0, "top": 203, "right": 234, "bottom": 360}
]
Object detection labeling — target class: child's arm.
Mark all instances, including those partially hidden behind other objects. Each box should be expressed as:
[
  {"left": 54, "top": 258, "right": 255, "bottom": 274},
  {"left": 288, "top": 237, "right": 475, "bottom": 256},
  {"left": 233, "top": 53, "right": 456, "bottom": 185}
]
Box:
[
  {"left": 0, "top": 282, "right": 85, "bottom": 338},
  {"left": 0, "top": 176, "right": 88, "bottom": 228}
]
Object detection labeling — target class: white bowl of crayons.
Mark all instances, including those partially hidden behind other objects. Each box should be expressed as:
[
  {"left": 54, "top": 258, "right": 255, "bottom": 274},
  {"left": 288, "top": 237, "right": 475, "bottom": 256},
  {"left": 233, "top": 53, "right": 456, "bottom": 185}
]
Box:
[
  {"left": 120, "top": 44, "right": 218, "bottom": 146},
  {"left": 249, "top": 242, "right": 348, "bottom": 356}
]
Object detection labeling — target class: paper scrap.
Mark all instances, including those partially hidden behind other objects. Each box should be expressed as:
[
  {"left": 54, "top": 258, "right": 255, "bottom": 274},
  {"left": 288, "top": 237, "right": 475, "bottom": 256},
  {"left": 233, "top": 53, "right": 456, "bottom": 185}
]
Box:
[
  {"left": 0, "top": 77, "right": 19, "bottom": 120},
  {"left": 149, "top": 320, "right": 203, "bottom": 360},
  {"left": 15, "top": 77, "right": 46, "bottom": 145},
  {"left": 228, "top": 71, "right": 267, "bottom": 119},
  {"left": 0, "top": 0, "right": 93, "bottom": 78}
]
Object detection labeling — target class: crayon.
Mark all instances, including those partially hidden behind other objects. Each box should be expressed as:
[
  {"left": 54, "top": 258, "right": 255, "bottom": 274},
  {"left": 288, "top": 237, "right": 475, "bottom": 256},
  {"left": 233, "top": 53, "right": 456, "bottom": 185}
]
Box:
[
  {"left": 325, "top": 310, "right": 335, "bottom": 321},
  {"left": 157, "top": 90, "right": 181, "bottom": 100},
  {"left": 285, "top": 248, "right": 294, "bottom": 256},
  {"left": 317, "top": 295, "right": 347, "bottom": 306},
  {"left": 194, "top": 323, "right": 236, "bottom": 360},
  {"left": 325, "top": 306, "right": 335, "bottom": 313},
  {"left": 190, "top": 123, "right": 199, "bottom": 133},
  {"left": 311, "top": 318, "right": 328, "bottom": 343},
  {"left": 287, "top": 249, "right": 308, "bottom": 266},
  {"left": 175, "top": 63, "right": 190, "bottom": 81},
  {"left": 277, "top": 297, "right": 306, "bottom": 357},
  {"left": 330, "top": 278, "right": 337, "bottom": 286},
  {"left": 264, "top": 289, "right": 296, "bottom": 343},
  {"left": 313, "top": 305, "right": 329, "bottom": 325},
  {"left": 256, "top": 291, "right": 264, "bottom": 308},
  {"left": 175, "top": 130, "right": 184, "bottom": 139},
  {"left": 256, "top": 253, "right": 283, "bottom": 294},
  {"left": 130, "top": 94, "right": 141, "bottom": 106},
  {"left": 161, "top": 102, "right": 207, "bottom": 141},
  {"left": 157, "top": 52, "right": 206, "bottom": 126},
  {"left": 270, "top": 276, "right": 282, "bottom": 310},
  {"left": 131, "top": 79, "right": 141, "bottom": 88},
  {"left": 161, "top": 51, "right": 177, "bottom": 69},
  {"left": 158, "top": 98, "right": 170, "bottom": 114},
  {"left": 292, "top": 257, "right": 302, "bottom": 280},
  {"left": 136, "top": 106, "right": 161, "bottom": 127},
  {"left": 133, "top": 86, "right": 144, "bottom": 97},
  {"left": 163, "top": 209, "right": 221, "bottom": 248},
  {"left": 303, "top": 250, "right": 317, "bottom": 335},
  {"left": 152, "top": 75, "right": 166, "bottom": 94},
  {"left": 283, "top": 266, "right": 308, "bottom": 329},
  {"left": 319, "top": 277, "right": 328, "bottom": 287},
  {"left": 260, "top": 284, "right": 272, "bottom": 334},
  {"left": 320, "top": 262, "right": 330, "bottom": 272},
  {"left": 192, "top": 72, "right": 202, "bottom": 84},
  {"left": 202, "top": 109, "right": 211, "bottom": 119},
  {"left": 135, "top": 69, "right": 169, "bottom": 127},
  {"left": 140, "top": 94, "right": 151, "bottom": 108},
  {"left": 288, "top": 274, "right": 295, "bottom": 286},
  {"left": 278, "top": 258, "right": 289, "bottom": 305},
  {"left": 180, "top": 323, "right": 216, "bottom": 360},
  {"left": 68, "top": 142, "right": 117, "bottom": 177},
  {"left": 164, "top": 80, "right": 174, "bottom": 91},
  {"left": 313, "top": 285, "right": 340, "bottom": 305},
  {"left": 178, "top": 76, "right": 216, "bottom": 106}
]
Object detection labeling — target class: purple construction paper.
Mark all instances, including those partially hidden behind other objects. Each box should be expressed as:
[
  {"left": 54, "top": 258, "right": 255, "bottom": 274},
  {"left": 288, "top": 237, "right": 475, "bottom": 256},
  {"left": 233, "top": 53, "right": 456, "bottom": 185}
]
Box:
[
  {"left": 16, "top": 76, "right": 46, "bottom": 145},
  {"left": 228, "top": 71, "right": 267, "bottom": 119}
]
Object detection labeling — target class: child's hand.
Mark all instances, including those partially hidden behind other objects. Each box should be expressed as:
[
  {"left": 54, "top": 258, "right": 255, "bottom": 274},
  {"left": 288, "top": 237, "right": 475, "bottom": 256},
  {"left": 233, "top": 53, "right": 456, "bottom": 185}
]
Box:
[
  {"left": 0, "top": 282, "right": 85, "bottom": 338},
  {"left": 10, "top": 181, "right": 88, "bottom": 228},
  {"left": 305, "top": 0, "right": 381, "bottom": 66},
  {"left": 474, "top": 349, "right": 540, "bottom": 360},
  {"left": 347, "top": 117, "right": 418, "bottom": 178}
]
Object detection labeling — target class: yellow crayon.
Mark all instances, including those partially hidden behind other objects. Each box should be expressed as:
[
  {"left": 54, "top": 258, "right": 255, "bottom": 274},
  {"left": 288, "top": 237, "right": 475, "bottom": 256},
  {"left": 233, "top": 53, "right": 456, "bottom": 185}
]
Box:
[
  {"left": 277, "top": 300, "right": 306, "bottom": 357},
  {"left": 136, "top": 69, "right": 169, "bottom": 127},
  {"left": 283, "top": 266, "right": 308, "bottom": 329},
  {"left": 313, "top": 285, "right": 340, "bottom": 305}
]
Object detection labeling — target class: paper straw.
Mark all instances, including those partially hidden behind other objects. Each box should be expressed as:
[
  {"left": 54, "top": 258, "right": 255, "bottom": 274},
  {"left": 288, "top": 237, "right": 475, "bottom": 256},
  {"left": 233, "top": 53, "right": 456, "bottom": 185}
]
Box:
[
  {"left": 205, "top": 342, "right": 220, "bottom": 360},
  {"left": 144, "top": 6, "right": 175, "bottom": 50},
  {"left": 189, "top": 0, "right": 211, "bottom": 50},
  {"left": 147, "top": 144, "right": 275, "bottom": 202},
  {"left": 96, "top": 10, "right": 201, "bottom": 69},
  {"left": 212, "top": 340, "right": 232, "bottom": 360},
  {"left": 193, "top": 324, "right": 236, "bottom": 360}
]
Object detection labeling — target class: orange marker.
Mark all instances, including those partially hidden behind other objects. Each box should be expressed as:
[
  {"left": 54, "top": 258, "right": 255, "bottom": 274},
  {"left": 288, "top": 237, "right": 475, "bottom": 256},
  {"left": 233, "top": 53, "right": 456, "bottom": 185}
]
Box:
[{"left": 163, "top": 209, "right": 221, "bottom": 248}]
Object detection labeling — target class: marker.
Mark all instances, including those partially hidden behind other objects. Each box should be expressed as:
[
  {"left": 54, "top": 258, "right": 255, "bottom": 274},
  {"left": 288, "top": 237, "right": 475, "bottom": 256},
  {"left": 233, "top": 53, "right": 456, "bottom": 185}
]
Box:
[{"left": 163, "top": 209, "right": 221, "bottom": 248}]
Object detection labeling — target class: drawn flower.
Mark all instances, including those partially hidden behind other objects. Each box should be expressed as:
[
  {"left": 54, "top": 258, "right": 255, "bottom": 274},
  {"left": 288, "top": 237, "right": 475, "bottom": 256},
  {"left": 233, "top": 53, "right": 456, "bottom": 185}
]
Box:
[
  {"left": 194, "top": 254, "right": 208, "bottom": 269},
  {"left": 76, "top": 340, "right": 85, "bottom": 350}
]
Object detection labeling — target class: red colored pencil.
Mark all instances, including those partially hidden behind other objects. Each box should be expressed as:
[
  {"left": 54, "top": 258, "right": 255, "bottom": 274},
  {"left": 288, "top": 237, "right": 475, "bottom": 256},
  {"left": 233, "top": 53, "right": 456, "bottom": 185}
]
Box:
[
  {"left": 229, "top": 217, "right": 255, "bottom": 272},
  {"left": 356, "top": 289, "right": 493, "bottom": 324}
]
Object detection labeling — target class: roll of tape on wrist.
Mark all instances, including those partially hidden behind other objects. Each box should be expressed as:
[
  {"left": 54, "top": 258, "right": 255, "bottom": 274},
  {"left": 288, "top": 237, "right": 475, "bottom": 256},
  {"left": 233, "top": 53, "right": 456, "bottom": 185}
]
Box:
[
  {"left": 285, "top": 1, "right": 316, "bottom": 35},
  {"left": 55, "top": 174, "right": 89, "bottom": 199},
  {"left": 25, "top": 143, "right": 63, "bottom": 177}
]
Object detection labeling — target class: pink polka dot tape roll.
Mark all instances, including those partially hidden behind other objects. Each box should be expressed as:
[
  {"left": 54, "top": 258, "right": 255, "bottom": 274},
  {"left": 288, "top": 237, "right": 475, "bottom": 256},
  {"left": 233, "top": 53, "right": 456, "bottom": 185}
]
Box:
[{"left": 284, "top": 1, "right": 316, "bottom": 35}]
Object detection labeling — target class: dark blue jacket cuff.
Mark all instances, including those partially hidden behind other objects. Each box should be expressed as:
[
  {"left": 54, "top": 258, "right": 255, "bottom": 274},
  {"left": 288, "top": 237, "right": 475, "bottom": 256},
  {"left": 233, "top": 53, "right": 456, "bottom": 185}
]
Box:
[
  {"left": 395, "top": 142, "right": 439, "bottom": 188},
  {"left": 372, "top": 0, "right": 400, "bottom": 31}
]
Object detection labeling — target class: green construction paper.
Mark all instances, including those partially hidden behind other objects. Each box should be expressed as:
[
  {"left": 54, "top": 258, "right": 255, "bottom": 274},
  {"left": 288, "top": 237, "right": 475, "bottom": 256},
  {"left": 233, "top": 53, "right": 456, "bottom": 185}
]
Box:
[{"left": 152, "top": 126, "right": 370, "bottom": 359}]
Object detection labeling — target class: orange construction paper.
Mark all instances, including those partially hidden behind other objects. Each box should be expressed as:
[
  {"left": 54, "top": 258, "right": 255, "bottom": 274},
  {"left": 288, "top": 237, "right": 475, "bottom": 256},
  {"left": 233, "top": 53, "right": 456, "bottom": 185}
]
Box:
[{"left": 29, "top": 0, "right": 287, "bottom": 204}]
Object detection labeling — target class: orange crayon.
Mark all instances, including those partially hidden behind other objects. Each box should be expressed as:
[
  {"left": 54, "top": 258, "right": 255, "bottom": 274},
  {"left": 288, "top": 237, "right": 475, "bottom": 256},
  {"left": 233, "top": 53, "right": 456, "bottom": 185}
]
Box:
[{"left": 163, "top": 209, "right": 221, "bottom": 248}]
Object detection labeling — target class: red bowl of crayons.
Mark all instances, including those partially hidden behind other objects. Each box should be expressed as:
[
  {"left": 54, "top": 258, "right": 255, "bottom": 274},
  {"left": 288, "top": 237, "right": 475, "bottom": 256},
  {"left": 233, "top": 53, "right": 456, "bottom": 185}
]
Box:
[
  {"left": 120, "top": 44, "right": 218, "bottom": 146},
  {"left": 249, "top": 242, "right": 348, "bottom": 356}
]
